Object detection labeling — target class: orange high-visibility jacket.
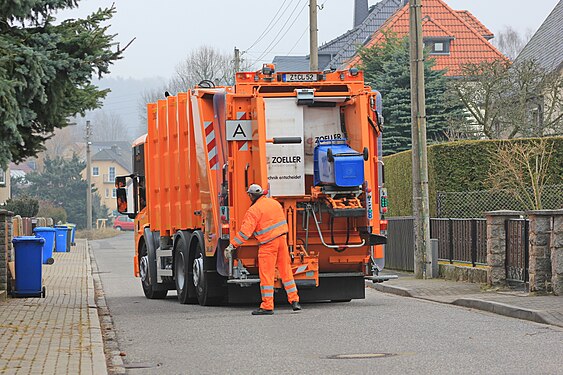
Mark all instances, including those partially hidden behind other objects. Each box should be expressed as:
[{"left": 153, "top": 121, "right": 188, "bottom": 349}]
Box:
[{"left": 231, "top": 196, "right": 288, "bottom": 247}]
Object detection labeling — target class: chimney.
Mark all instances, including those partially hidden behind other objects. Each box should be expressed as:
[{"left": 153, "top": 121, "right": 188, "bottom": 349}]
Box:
[{"left": 354, "top": 0, "right": 369, "bottom": 27}]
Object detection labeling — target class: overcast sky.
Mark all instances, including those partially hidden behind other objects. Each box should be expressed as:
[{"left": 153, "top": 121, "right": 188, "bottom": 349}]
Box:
[{"left": 57, "top": 0, "right": 559, "bottom": 80}]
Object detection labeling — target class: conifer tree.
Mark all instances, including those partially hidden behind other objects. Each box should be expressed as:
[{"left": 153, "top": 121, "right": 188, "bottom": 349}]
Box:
[
  {"left": 359, "top": 34, "right": 466, "bottom": 155},
  {"left": 0, "top": 1, "right": 125, "bottom": 168}
]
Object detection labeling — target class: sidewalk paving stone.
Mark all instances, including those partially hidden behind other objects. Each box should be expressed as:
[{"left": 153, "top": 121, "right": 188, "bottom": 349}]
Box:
[{"left": 0, "top": 239, "right": 107, "bottom": 375}]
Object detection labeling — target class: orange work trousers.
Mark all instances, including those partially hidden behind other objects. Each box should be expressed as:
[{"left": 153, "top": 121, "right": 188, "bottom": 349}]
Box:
[{"left": 258, "top": 235, "right": 299, "bottom": 311}]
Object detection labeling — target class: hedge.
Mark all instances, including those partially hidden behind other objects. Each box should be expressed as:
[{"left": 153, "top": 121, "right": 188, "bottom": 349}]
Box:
[{"left": 383, "top": 136, "right": 563, "bottom": 217}]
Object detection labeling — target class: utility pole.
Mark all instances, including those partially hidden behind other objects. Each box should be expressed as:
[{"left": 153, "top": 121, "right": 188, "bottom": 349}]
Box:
[
  {"left": 309, "top": 0, "right": 318, "bottom": 71},
  {"left": 86, "top": 121, "right": 93, "bottom": 231},
  {"left": 409, "top": 0, "right": 431, "bottom": 278},
  {"left": 234, "top": 47, "right": 241, "bottom": 73}
]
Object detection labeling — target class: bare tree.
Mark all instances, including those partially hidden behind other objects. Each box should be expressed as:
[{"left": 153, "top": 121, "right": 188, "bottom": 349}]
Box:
[
  {"left": 487, "top": 139, "right": 555, "bottom": 210},
  {"left": 136, "top": 45, "right": 252, "bottom": 136},
  {"left": 492, "top": 26, "right": 533, "bottom": 61},
  {"left": 91, "top": 111, "right": 129, "bottom": 142},
  {"left": 42, "top": 122, "right": 83, "bottom": 159},
  {"left": 453, "top": 60, "right": 563, "bottom": 139}
]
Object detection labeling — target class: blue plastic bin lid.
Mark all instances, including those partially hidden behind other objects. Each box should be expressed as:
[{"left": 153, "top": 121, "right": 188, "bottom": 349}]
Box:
[
  {"left": 12, "top": 236, "right": 45, "bottom": 244},
  {"left": 33, "top": 227, "right": 56, "bottom": 232}
]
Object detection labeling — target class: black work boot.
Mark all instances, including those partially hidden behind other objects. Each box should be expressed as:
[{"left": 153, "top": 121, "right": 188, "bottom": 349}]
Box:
[
  {"left": 252, "top": 308, "right": 274, "bottom": 315},
  {"left": 291, "top": 301, "right": 302, "bottom": 311}
]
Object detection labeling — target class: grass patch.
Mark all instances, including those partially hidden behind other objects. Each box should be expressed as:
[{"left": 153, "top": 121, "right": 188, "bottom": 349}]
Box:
[{"left": 76, "top": 228, "right": 123, "bottom": 241}]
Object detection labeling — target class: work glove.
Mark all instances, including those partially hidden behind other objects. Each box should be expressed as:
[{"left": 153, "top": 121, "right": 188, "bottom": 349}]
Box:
[{"left": 224, "top": 244, "right": 235, "bottom": 258}]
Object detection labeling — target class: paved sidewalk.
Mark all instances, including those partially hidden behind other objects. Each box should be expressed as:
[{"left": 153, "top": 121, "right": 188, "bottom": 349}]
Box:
[
  {"left": 0, "top": 239, "right": 107, "bottom": 375},
  {"left": 369, "top": 272, "right": 563, "bottom": 328}
]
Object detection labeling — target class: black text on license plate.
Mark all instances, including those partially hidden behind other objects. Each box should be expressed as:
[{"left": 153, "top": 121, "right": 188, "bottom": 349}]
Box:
[{"left": 283, "top": 73, "right": 317, "bottom": 82}]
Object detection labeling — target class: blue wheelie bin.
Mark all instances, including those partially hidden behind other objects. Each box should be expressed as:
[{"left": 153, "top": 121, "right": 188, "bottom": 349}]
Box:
[
  {"left": 12, "top": 236, "right": 46, "bottom": 298},
  {"left": 55, "top": 226, "right": 69, "bottom": 252},
  {"left": 33, "top": 227, "right": 56, "bottom": 264}
]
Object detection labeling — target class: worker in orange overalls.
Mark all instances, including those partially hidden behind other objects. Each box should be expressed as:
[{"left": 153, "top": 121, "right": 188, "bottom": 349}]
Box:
[{"left": 225, "top": 184, "right": 301, "bottom": 315}]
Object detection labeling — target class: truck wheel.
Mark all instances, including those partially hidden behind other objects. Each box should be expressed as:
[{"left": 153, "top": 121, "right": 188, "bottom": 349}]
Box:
[
  {"left": 191, "top": 238, "right": 225, "bottom": 306},
  {"left": 139, "top": 242, "right": 167, "bottom": 299},
  {"left": 174, "top": 234, "right": 196, "bottom": 304}
]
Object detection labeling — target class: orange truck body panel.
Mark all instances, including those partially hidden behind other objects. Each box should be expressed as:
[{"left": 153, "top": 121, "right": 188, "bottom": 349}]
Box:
[{"left": 121, "top": 67, "right": 387, "bottom": 301}]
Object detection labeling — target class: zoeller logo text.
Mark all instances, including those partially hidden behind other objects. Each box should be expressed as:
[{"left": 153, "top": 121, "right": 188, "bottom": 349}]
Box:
[{"left": 270, "top": 156, "right": 301, "bottom": 164}]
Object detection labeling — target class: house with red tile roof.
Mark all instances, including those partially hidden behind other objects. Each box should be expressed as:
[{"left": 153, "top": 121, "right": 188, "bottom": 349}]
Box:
[{"left": 346, "top": 0, "right": 507, "bottom": 76}]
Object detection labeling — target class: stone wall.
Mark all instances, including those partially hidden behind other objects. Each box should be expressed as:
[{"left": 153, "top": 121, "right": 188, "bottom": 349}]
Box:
[
  {"left": 0, "top": 209, "right": 14, "bottom": 298},
  {"left": 485, "top": 209, "right": 563, "bottom": 295},
  {"left": 485, "top": 211, "right": 523, "bottom": 286},
  {"left": 528, "top": 209, "right": 563, "bottom": 295}
]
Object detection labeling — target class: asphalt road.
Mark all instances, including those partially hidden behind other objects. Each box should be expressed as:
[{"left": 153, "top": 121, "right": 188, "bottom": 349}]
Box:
[{"left": 91, "top": 233, "right": 563, "bottom": 375}]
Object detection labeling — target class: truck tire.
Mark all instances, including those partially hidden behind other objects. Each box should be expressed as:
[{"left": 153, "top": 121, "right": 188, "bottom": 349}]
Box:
[
  {"left": 191, "top": 233, "right": 226, "bottom": 306},
  {"left": 174, "top": 232, "right": 196, "bottom": 304},
  {"left": 139, "top": 241, "right": 168, "bottom": 299}
]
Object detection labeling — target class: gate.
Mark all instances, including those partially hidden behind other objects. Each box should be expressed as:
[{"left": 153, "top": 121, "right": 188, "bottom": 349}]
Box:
[
  {"left": 505, "top": 219, "right": 529, "bottom": 283},
  {"left": 385, "top": 217, "right": 414, "bottom": 272}
]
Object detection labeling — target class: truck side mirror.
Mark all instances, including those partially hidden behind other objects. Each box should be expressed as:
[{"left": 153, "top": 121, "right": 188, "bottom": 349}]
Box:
[{"left": 116, "top": 187, "right": 128, "bottom": 214}]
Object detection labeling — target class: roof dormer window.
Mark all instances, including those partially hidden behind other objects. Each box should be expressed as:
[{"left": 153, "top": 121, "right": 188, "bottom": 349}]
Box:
[{"left": 424, "top": 38, "right": 452, "bottom": 55}]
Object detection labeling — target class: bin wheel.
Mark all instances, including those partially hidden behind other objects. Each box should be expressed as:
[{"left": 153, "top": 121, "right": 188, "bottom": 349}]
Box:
[
  {"left": 363, "top": 147, "right": 369, "bottom": 161},
  {"left": 41, "top": 286, "right": 46, "bottom": 298},
  {"left": 47, "top": 258, "right": 55, "bottom": 265},
  {"left": 327, "top": 148, "right": 334, "bottom": 162}
]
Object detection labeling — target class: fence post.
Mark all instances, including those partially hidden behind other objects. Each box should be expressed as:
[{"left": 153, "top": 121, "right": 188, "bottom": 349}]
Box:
[
  {"left": 471, "top": 219, "right": 477, "bottom": 267},
  {"left": 550, "top": 210, "right": 563, "bottom": 296},
  {"left": 0, "top": 209, "right": 15, "bottom": 300},
  {"left": 485, "top": 210, "right": 522, "bottom": 287},
  {"left": 448, "top": 218, "right": 453, "bottom": 264},
  {"left": 528, "top": 210, "right": 553, "bottom": 293}
]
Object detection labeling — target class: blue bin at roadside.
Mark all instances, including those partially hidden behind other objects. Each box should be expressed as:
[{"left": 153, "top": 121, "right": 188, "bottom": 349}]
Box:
[
  {"left": 55, "top": 226, "right": 70, "bottom": 252},
  {"left": 33, "top": 227, "right": 56, "bottom": 264},
  {"left": 12, "top": 236, "right": 46, "bottom": 298}
]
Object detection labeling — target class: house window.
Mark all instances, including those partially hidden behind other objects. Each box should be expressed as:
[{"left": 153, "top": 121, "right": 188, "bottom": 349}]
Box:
[
  {"left": 424, "top": 39, "right": 451, "bottom": 55},
  {"left": 112, "top": 188, "right": 117, "bottom": 198},
  {"left": 108, "top": 167, "right": 116, "bottom": 182},
  {"left": 0, "top": 168, "right": 5, "bottom": 186},
  {"left": 92, "top": 166, "right": 99, "bottom": 176},
  {"left": 105, "top": 188, "right": 110, "bottom": 198}
]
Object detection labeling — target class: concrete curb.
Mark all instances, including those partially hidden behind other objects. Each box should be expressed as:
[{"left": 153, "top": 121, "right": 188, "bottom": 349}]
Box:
[
  {"left": 452, "top": 298, "right": 562, "bottom": 328},
  {"left": 87, "top": 242, "right": 126, "bottom": 374},
  {"left": 84, "top": 240, "right": 110, "bottom": 375},
  {"left": 368, "top": 282, "right": 563, "bottom": 328}
]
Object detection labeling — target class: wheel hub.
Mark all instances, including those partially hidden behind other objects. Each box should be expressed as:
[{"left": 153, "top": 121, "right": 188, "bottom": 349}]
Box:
[
  {"left": 193, "top": 256, "right": 204, "bottom": 288},
  {"left": 176, "top": 252, "right": 185, "bottom": 287},
  {"left": 140, "top": 255, "right": 149, "bottom": 284}
]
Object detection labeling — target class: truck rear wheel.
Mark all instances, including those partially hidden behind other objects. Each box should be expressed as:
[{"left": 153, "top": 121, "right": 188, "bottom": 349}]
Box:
[
  {"left": 139, "top": 242, "right": 167, "bottom": 299},
  {"left": 174, "top": 233, "right": 196, "bottom": 304},
  {"left": 191, "top": 235, "right": 226, "bottom": 306}
]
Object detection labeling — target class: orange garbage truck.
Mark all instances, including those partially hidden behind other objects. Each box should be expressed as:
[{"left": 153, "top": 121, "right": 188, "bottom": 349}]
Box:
[{"left": 115, "top": 65, "right": 393, "bottom": 305}]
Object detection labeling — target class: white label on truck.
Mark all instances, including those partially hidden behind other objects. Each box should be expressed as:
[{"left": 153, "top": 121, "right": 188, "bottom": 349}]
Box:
[
  {"left": 226, "top": 120, "right": 252, "bottom": 141},
  {"left": 303, "top": 106, "right": 344, "bottom": 175},
  {"left": 264, "top": 98, "right": 305, "bottom": 196}
]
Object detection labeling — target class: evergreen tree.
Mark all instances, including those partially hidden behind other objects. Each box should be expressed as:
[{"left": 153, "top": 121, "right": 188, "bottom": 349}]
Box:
[
  {"left": 359, "top": 34, "right": 466, "bottom": 155},
  {"left": 0, "top": 2, "right": 125, "bottom": 169}
]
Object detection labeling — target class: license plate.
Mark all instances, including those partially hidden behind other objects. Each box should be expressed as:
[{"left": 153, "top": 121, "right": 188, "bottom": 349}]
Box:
[{"left": 282, "top": 73, "right": 318, "bottom": 82}]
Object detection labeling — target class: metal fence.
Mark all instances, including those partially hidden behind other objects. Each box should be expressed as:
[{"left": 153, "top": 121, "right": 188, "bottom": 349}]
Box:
[
  {"left": 430, "top": 218, "right": 487, "bottom": 266},
  {"left": 436, "top": 184, "right": 563, "bottom": 218},
  {"left": 385, "top": 217, "right": 487, "bottom": 271},
  {"left": 505, "top": 219, "right": 529, "bottom": 283}
]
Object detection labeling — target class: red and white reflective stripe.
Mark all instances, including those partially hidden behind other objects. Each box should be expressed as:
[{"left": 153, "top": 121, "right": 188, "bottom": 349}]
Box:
[
  {"left": 205, "top": 121, "right": 218, "bottom": 170},
  {"left": 237, "top": 111, "right": 249, "bottom": 151}
]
